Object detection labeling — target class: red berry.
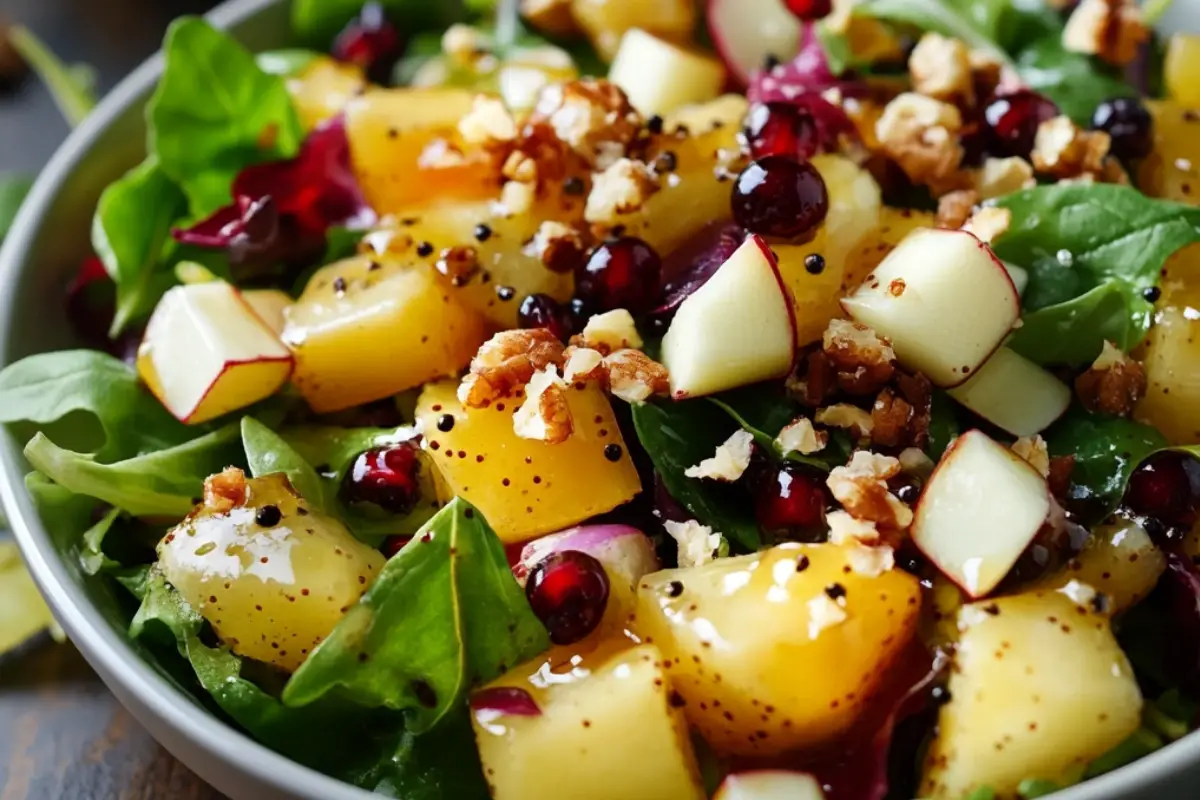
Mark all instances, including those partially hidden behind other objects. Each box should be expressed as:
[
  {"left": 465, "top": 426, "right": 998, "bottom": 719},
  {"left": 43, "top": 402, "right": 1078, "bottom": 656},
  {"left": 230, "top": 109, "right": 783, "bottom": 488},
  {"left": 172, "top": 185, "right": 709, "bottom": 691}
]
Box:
[
  {"left": 470, "top": 686, "right": 542, "bottom": 717},
  {"left": 982, "top": 89, "right": 1060, "bottom": 158},
  {"left": 381, "top": 535, "right": 411, "bottom": 558},
  {"left": 1124, "top": 452, "right": 1199, "bottom": 530},
  {"left": 732, "top": 156, "right": 828, "bottom": 239},
  {"left": 332, "top": 2, "right": 403, "bottom": 83},
  {"left": 518, "top": 293, "right": 572, "bottom": 341},
  {"left": 744, "top": 102, "right": 819, "bottom": 160},
  {"left": 525, "top": 551, "right": 610, "bottom": 645},
  {"left": 341, "top": 443, "right": 422, "bottom": 514},
  {"left": 784, "top": 0, "right": 833, "bottom": 21},
  {"left": 755, "top": 463, "right": 828, "bottom": 540},
  {"left": 576, "top": 237, "right": 662, "bottom": 315}
]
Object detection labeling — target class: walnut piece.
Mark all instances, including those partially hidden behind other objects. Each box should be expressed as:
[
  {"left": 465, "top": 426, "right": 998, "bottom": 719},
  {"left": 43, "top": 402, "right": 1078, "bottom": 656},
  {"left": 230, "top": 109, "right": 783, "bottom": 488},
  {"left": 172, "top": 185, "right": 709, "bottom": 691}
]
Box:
[
  {"left": 529, "top": 220, "right": 586, "bottom": 274},
  {"left": 936, "top": 189, "right": 979, "bottom": 230},
  {"left": 961, "top": 206, "right": 1012, "bottom": 243},
  {"left": 531, "top": 78, "right": 642, "bottom": 168},
  {"left": 871, "top": 388, "right": 916, "bottom": 449},
  {"left": 664, "top": 519, "right": 722, "bottom": 569},
  {"left": 826, "top": 450, "right": 913, "bottom": 530},
  {"left": 826, "top": 509, "right": 881, "bottom": 545},
  {"left": 1012, "top": 435, "right": 1051, "bottom": 477},
  {"left": 875, "top": 92, "right": 966, "bottom": 194},
  {"left": 435, "top": 246, "right": 480, "bottom": 287},
  {"left": 822, "top": 319, "right": 896, "bottom": 394},
  {"left": 1063, "top": 0, "right": 1148, "bottom": 66},
  {"left": 458, "top": 96, "right": 518, "bottom": 148},
  {"left": 1074, "top": 340, "right": 1146, "bottom": 416},
  {"left": 685, "top": 429, "right": 755, "bottom": 482},
  {"left": 777, "top": 417, "right": 827, "bottom": 456},
  {"left": 909, "top": 33, "right": 974, "bottom": 105},
  {"left": 816, "top": 404, "right": 875, "bottom": 439},
  {"left": 575, "top": 309, "right": 643, "bottom": 354},
  {"left": 513, "top": 366, "right": 573, "bottom": 443},
  {"left": 973, "top": 157, "right": 1035, "bottom": 199},
  {"left": 846, "top": 542, "right": 896, "bottom": 578},
  {"left": 458, "top": 329, "right": 566, "bottom": 408},
  {"left": 604, "top": 348, "right": 670, "bottom": 403},
  {"left": 203, "top": 467, "right": 247, "bottom": 513},
  {"left": 499, "top": 179, "right": 536, "bottom": 216},
  {"left": 1031, "top": 115, "right": 1111, "bottom": 180},
  {"left": 562, "top": 346, "right": 606, "bottom": 382},
  {"left": 585, "top": 158, "right": 661, "bottom": 224}
]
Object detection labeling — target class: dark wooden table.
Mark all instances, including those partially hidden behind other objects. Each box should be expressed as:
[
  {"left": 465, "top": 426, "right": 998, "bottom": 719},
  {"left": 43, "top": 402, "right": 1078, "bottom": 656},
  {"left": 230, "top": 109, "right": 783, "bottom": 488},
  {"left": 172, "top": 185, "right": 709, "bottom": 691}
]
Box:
[{"left": 1, "top": 0, "right": 227, "bottom": 796}]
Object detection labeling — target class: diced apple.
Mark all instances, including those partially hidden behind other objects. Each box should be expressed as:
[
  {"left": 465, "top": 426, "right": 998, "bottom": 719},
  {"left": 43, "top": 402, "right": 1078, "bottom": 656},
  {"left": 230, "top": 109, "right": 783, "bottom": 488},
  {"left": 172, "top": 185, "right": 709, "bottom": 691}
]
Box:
[
  {"left": 912, "top": 430, "right": 1051, "bottom": 598},
  {"left": 472, "top": 642, "right": 706, "bottom": 800},
  {"left": 609, "top": 29, "right": 726, "bottom": 116},
  {"left": 283, "top": 256, "right": 487, "bottom": 413},
  {"left": 242, "top": 289, "right": 293, "bottom": 336},
  {"left": 1035, "top": 518, "right": 1166, "bottom": 614},
  {"left": 716, "top": 772, "right": 826, "bottom": 800},
  {"left": 1134, "top": 248, "right": 1200, "bottom": 443},
  {"left": 514, "top": 524, "right": 660, "bottom": 592},
  {"left": 661, "top": 235, "right": 797, "bottom": 398},
  {"left": 137, "top": 282, "right": 293, "bottom": 425},
  {"left": 841, "top": 228, "right": 1019, "bottom": 388},
  {"left": 285, "top": 56, "right": 366, "bottom": 131},
  {"left": 946, "top": 348, "right": 1071, "bottom": 436},
  {"left": 844, "top": 207, "right": 935, "bottom": 290},
  {"left": 571, "top": 0, "right": 696, "bottom": 61},
  {"left": 707, "top": 0, "right": 800, "bottom": 84},
  {"left": 633, "top": 543, "right": 921, "bottom": 756},
  {"left": 1002, "top": 261, "right": 1029, "bottom": 295},
  {"left": 920, "top": 591, "right": 1143, "bottom": 798}
]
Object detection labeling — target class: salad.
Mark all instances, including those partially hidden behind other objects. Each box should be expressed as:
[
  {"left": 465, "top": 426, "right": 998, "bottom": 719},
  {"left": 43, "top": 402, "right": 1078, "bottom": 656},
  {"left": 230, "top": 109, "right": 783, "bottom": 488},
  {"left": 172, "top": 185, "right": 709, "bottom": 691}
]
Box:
[{"left": 3, "top": 0, "right": 1200, "bottom": 797}]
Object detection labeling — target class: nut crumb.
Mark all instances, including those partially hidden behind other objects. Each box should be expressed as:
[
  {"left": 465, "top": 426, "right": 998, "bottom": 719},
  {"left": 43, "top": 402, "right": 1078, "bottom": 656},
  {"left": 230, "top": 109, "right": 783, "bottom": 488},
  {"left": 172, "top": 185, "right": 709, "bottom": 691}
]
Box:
[
  {"left": 909, "top": 33, "right": 974, "bottom": 105},
  {"left": 1063, "top": 0, "right": 1148, "bottom": 66},
  {"left": 1074, "top": 340, "right": 1146, "bottom": 416},
  {"left": 936, "top": 189, "right": 980, "bottom": 230},
  {"left": 827, "top": 451, "right": 913, "bottom": 530},
  {"left": 203, "top": 467, "right": 247, "bottom": 512},
  {"left": 575, "top": 308, "right": 643, "bottom": 354},
  {"left": 685, "top": 429, "right": 755, "bottom": 482},
  {"left": 777, "top": 417, "right": 827, "bottom": 455},
  {"left": 1031, "top": 115, "right": 1111, "bottom": 180},
  {"left": 961, "top": 206, "right": 1011, "bottom": 243},
  {"left": 513, "top": 366, "right": 573, "bottom": 443},
  {"left": 585, "top": 158, "right": 661, "bottom": 224},
  {"left": 1012, "top": 435, "right": 1051, "bottom": 477},
  {"left": 664, "top": 519, "right": 722, "bottom": 569},
  {"left": 826, "top": 510, "right": 881, "bottom": 545},
  {"left": 823, "top": 319, "right": 895, "bottom": 395},
  {"left": 816, "top": 404, "right": 875, "bottom": 439},
  {"left": 562, "top": 346, "right": 606, "bottom": 382}
]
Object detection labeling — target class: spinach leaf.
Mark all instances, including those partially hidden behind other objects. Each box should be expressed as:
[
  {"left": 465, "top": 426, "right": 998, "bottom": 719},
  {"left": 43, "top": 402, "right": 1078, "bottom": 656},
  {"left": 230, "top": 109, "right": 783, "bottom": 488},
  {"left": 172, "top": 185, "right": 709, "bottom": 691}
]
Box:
[
  {"left": 928, "top": 389, "right": 961, "bottom": 458},
  {"left": 282, "top": 498, "right": 549, "bottom": 733},
  {"left": 24, "top": 471, "right": 99, "bottom": 548},
  {"left": 994, "top": 184, "right": 1200, "bottom": 364},
  {"left": 352, "top": 707, "right": 491, "bottom": 800},
  {"left": 8, "top": 25, "right": 97, "bottom": 127},
  {"left": 631, "top": 399, "right": 761, "bottom": 551},
  {"left": 241, "top": 417, "right": 328, "bottom": 511},
  {"left": 1042, "top": 406, "right": 1166, "bottom": 515},
  {"left": 0, "top": 174, "right": 33, "bottom": 241},
  {"left": 148, "top": 18, "right": 303, "bottom": 216},
  {"left": 852, "top": 0, "right": 1011, "bottom": 66},
  {"left": 292, "top": 0, "right": 465, "bottom": 49},
  {"left": 0, "top": 350, "right": 193, "bottom": 461},
  {"left": 256, "top": 49, "right": 322, "bottom": 77},
  {"left": 1014, "top": 37, "right": 1134, "bottom": 125},
  {"left": 24, "top": 423, "right": 243, "bottom": 518},
  {"left": 80, "top": 508, "right": 122, "bottom": 576},
  {"left": 91, "top": 157, "right": 188, "bottom": 335}
]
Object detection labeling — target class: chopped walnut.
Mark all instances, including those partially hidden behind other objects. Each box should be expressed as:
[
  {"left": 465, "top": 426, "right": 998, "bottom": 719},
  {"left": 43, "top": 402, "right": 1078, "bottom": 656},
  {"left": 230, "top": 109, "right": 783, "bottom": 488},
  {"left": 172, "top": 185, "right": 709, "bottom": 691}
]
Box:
[
  {"left": 513, "top": 366, "right": 574, "bottom": 443},
  {"left": 961, "top": 206, "right": 1011, "bottom": 244},
  {"left": 498, "top": 180, "right": 536, "bottom": 216},
  {"left": 777, "top": 417, "right": 827, "bottom": 456},
  {"left": 685, "top": 430, "right": 755, "bottom": 482},
  {"left": 584, "top": 158, "right": 661, "bottom": 224},
  {"left": 846, "top": 542, "right": 896, "bottom": 578},
  {"left": 968, "top": 50, "right": 1005, "bottom": 99},
  {"left": 531, "top": 79, "right": 642, "bottom": 168},
  {"left": 458, "top": 329, "right": 566, "bottom": 408},
  {"left": 871, "top": 388, "right": 916, "bottom": 449},
  {"left": 1063, "top": 0, "right": 1148, "bottom": 66},
  {"left": 1012, "top": 435, "right": 1051, "bottom": 477},
  {"left": 875, "top": 92, "right": 966, "bottom": 194},
  {"left": 575, "top": 309, "right": 643, "bottom": 354},
  {"left": 791, "top": 350, "right": 837, "bottom": 407},
  {"left": 664, "top": 519, "right": 722, "bottom": 569},
  {"left": 807, "top": 594, "right": 848, "bottom": 637},
  {"left": 827, "top": 451, "right": 913, "bottom": 530},
  {"left": 822, "top": 319, "right": 896, "bottom": 395},
  {"left": 203, "top": 467, "right": 247, "bottom": 512},
  {"left": 528, "top": 220, "right": 586, "bottom": 273},
  {"left": 816, "top": 404, "right": 875, "bottom": 440},
  {"left": 909, "top": 33, "right": 974, "bottom": 105},
  {"left": 458, "top": 96, "right": 518, "bottom": 148},
  {"left": 973, "top": 157, "right": 1035, "bottom": 199},
  {"left": 936, "top": 189, "right": 979, "bottom": 230},
  {"left": 1047, "top": 454, "right": 1076, "bottom": 499},
  {"left": 418, "top": 138, "right": 471, "bottom": 169},
  {"left": 1074, "top": 340, "right": 1146, "bottom": 416},
  {"left": 435, "top": 246, "right": 479, "bottom": 286},
  {"left": 562, "top": 346, "right": 606, "bottom": 382},
  {"left": 502, "top": 150, "right": 539, "bottom": 183},
  {"left": 604, "top": 348, "right": 670, "bottom": 404},
  {"left": 1031, "top": 115, "right": 1111, "bottom": 180},
  {"left": 826, "top": 510, "right": 881, "bottom": 545}
]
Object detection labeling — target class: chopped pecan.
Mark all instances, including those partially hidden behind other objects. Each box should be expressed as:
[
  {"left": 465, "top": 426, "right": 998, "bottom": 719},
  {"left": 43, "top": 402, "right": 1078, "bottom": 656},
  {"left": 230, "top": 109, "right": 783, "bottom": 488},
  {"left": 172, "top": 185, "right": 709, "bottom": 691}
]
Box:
[
  {"left": 1074, "top": 340, "right": 1146, "bottom": 416},
  {"left": 1063, "top": 0, "right": 1148, "bottom": 66},
  {"left": 823, "top": 319, "right": 896, "bottom": 395},
  {"left": 936, "top": 189, "right": 980, "bottom": 230},
  {"left": 203, "top": 467, "right": 247, "bottom": 512},
  {"left": 973, "top": 156, "right": 1035, "bottom": 199},
  {"left": 513, "top": 366, "right": 573, "bottom": 443},
  {"left": 789, "top": 350, "right": 838, "bottom": 407},
  {"left": 961, "top": 206, "right": 1012, "bottom": 244},
  {"left": 458, "top": 329, "right": 566, "bottom": 408},
  {"left": 604, "top": 348, "right": 670, "bottom": 403}
]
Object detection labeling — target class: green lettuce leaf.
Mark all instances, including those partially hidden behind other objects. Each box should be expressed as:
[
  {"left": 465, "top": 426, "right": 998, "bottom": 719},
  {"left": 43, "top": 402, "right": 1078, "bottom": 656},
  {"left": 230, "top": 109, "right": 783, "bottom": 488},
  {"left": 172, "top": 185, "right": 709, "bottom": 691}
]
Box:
[
  {"left": 282, "top": 498, "right": 549, "bottom": 733},
  {"left": 91, "top": 157, "right": 188, "bottom": 335},
  {"left": 80, "top": 508, "right": 123, "bottom": 576},
  {"left": 1006, "top": 281, "right": 1147, "bottom": 366},
  {"left": 241, "top": 417, "right": 328, "bottom": 511},
  {"left": 148, "top": 18, "right": 304, "bottom": 216},
  {"left": 7, "top": 25, "right": 97, "bottom": 127}
]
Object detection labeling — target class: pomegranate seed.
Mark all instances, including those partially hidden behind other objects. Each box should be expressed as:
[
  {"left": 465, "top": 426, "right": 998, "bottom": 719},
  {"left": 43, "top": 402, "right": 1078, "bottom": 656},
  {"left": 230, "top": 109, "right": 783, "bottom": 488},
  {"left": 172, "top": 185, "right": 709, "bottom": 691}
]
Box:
[
  {"left": 65, "top": 256, "right": 115, "bottom": 346},
  {"left": 1124, "top": 452, "right": 1200, "bottom": 530},
  {"left": 732, "top": 156, "right": 828, "bottom": 239},
  {"left": 576, "top": 237, "right": 662, "bottom": 315},
  {"left": 1091, "top": 96, "right": 1153, "bottom": 161},
  {"left": 381, "top": 535, "right": 411, "bottom": 558},
  {"left": 755, "top": 462, "right": 828, "bottom": 540},
  {"left": 340, "top": 443, "right": 422, "bottom": 515},
  {"left": 784, "top": 0, "right": 833, "bottom": 21},
  {"left": 743, "top": 102, "right": 819, "bottom": 160},
  {"left": 525, "top": 551, "right": 610, "bottom": 645},
  {"left": 982, "top": 89, "right": 1060, "bottom": 158},
  {"left": 517, "top": 293, "right": 572, "bottom": 341},
  {"left": 332, "top": 2, "right": 403, "bottom": 84},
  {"left": 470, "top": 686, "right": 542, "bottom": 717}
]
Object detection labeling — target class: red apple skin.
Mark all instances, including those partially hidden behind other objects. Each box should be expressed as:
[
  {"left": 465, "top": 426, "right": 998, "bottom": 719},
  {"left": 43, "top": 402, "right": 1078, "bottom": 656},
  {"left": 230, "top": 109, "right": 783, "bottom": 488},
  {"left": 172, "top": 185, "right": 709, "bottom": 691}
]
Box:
[
  {"left": 706, "top": 0, "right": 799, "bottom": 84},
  {"left": 840, "top": 229, "right": 1021, "bottom": 389},
  {"left": 910, "top": 429, "right": 1047, "bottom": 599},
  {"left": 178, "top": 355, "right": 295, "bottom": 424}
]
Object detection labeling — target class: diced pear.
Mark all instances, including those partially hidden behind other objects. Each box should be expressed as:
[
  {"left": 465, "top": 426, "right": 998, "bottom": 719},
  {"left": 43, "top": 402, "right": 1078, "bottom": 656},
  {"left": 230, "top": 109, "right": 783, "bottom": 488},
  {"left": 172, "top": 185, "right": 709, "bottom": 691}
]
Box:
[
  {"left": 137, "top": 282, "right": 293, "bottom": 424},
  {"left": 241, "top": 288, "right": 293, "bottom": 336},
  {"left": 633, "top": 543, "right": 921, "bottom": 756},
  {"left": 285, "top": 56, "right": 366, "bottom": 131},
  {"left": 1134, "top": 246, "right": 1200, "bottom": 443},
  {"left": 920, "top": 591, "right": 1143, "bottom": 798},
  {"left": 609, "top": 29, "right": 725, "bottom": 116},
  {"left": 1035, "top": 518, "right": 1165, "bottom": 614},
  {"left": 947, "top": 348, "right": 1071, "bottom": 436},
  {"left": 472, "top": 642, "right": 706, "bottom": 800}
]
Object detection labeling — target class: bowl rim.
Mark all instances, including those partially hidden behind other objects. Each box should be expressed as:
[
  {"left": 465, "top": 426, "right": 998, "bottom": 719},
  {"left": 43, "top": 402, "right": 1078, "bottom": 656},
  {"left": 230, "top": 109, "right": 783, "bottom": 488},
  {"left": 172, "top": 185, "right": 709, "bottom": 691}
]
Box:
[{"left": 1, "top": 1, "right": 1199, "bottom": 798}]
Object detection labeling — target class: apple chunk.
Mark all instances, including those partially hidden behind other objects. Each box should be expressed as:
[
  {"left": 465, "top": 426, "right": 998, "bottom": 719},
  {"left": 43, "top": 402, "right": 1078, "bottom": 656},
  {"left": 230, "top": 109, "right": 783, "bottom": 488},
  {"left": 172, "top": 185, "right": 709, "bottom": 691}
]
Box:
[
  {"left": 716, "top": 772, "right": 826, "bottom": 800},
  {"left": 841, "top": 229, "right": 1019, "bottom": 388},
  {"left": 241, "top": 288, "right": 293, "bottom": 335},
  {"left": 661, "top": 235, "right": 796, "bottom": 398},
  {"left": 137, "top": 282, "right": 293, "bottom": 424},
  {"left": 947, "top": 348, "right": 1071, "bottom": 436},
  {"left": 912, "top": 430, "right": 1051, "bottom": 598},
  {"left": 609, "top": 29, "right": 725, "bottom": 116}
]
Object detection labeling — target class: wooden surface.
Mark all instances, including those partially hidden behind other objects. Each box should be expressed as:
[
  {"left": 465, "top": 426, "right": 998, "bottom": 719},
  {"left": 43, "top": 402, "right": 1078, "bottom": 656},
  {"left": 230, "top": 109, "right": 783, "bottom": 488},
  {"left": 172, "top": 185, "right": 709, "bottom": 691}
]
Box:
[{"left": 0, "top": 641, "right": 225, "bottom": 800}]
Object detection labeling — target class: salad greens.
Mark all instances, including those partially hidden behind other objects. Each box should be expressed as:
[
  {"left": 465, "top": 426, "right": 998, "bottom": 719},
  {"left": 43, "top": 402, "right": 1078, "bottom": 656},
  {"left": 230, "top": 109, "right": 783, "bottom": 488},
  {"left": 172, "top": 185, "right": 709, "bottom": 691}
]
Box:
[
  {"left": 7, "top": 24, "right": 98, "bottom": 127},
  {"left": 0, "top": 175, "right": 34, "bottom": 242}
]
